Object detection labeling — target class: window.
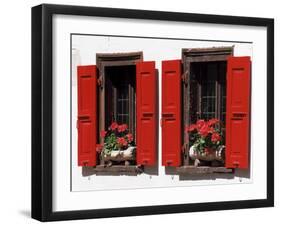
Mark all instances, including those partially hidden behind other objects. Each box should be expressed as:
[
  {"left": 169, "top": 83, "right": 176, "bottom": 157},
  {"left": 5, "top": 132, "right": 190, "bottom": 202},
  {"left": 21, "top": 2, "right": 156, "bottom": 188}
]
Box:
[
  {"left": 76, "top": 52, "right": 158, "bottom": 169},
  {"left": 104, "top": 65, "right": 136, "bottom": 136},
  {"left": 96, "top": 52, "right": 143, "bottom": 143},
  {"left": 182, "top": 48, "right": 233, "bottom": 171},
  {"left": 162, "top": 47, "right": 251, "bottom": 172},
  {"left": 189, "top": 61, "right": 227, "bottom": 136},
  {"left": 183, "top": 47, "right": 232, "bottom": 130},
  {"left": 77, "top": 48, "right": 251, "bottom": 172}
]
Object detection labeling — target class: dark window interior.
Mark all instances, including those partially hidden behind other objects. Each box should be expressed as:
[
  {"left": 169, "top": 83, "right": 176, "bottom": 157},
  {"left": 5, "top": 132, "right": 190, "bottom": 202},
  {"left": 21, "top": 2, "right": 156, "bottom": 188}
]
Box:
[
  {"left": 189, "top": 61, "right": 226, "bottom": 126},
  {"left": 104, "top": 65, "right": 136, "bottom": 136}
]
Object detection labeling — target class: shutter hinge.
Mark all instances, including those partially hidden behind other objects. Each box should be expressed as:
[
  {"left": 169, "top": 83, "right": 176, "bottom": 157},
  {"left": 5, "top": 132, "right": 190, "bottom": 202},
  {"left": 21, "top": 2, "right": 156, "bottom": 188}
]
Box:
[
  {"left": 181, "top": 70, "right": 188, "bottom": 85},
  {"left": 97, "top": 77, "right": 103, "bottom": 87},
  {"left": 181, "top": 144, "right": 186, "bottom": 153}
]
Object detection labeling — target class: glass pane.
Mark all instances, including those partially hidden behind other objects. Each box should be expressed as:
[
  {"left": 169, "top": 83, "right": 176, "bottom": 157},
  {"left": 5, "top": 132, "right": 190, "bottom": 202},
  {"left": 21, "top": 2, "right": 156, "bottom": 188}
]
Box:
[
  {"left": 188, "top": 61, "right": 227, "bottom": 133},
  {"left": 201, "top": 63, "right": 216, "bottom": 120},
  {"left": 117, "top": 84, "right": 129, "bottom": 125},
  {"left": 219, "top": 61, "right": 226, "bottom": 126},
  {"left": 104, "top": 65, "right": 136, "bottom": 135}
]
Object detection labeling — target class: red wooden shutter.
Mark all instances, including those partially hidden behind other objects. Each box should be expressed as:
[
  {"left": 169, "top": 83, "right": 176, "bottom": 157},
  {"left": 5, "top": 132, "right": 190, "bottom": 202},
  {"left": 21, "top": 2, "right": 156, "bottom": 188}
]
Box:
[
  {"left": 77, "top": 65, "right": 97, "bottom": 166},
  {"left": 226, "top": 56, "right": 251, "bottom": 169},
  {"left": 161, "top": 60, "right": 182, "bottom": 167},
  {"left": 136, "top": 61, "right": 157, "bottom": 166}
]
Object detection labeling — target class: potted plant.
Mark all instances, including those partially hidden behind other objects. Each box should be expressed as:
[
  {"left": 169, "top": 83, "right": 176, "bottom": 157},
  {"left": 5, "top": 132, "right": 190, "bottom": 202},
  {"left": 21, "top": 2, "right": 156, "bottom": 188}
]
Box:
[
  {"left": 96, "top": 122, "right": 136, "bottom": 166},
  {"left": 185, "top": 118, "right": 225, "bottom": 166}
]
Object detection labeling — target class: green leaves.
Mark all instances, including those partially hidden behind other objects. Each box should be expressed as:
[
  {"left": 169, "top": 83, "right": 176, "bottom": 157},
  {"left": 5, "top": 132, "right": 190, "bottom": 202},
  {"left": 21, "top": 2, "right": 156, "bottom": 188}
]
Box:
[
  {"left": 187, "top": 118, "right": 225, "bottom": 154},
  {"left": 99, "top": 122, "right": 135, "bottom": 156},
  {"left": 104, "top": 133, "right": 117, "bottom": 150}
]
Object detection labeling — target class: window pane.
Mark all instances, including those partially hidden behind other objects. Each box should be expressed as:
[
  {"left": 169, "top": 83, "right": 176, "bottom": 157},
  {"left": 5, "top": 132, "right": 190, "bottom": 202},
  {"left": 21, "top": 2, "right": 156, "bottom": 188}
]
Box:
[
  {"left": 201, "top": 63, "right": 217, "bottom": 120},
  {"left": 104, "top": 65, "right": 136, "bottom": 135},
  {"left": 189, "top": 61, "right": 227, "bottom": 124},
  {"left": 116, "top": 84, "right": 129, "bottom": 125}
]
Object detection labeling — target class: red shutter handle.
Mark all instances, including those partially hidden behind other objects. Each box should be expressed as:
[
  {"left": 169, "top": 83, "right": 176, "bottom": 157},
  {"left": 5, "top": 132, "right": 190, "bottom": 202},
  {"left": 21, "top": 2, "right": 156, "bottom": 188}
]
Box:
[
  {"left": 162, "top": 113, "right": 175, "bottom": 118},
  {"left": 142, "top": 112, "right": 153, "bottom": 117},
  {"left": 232, "top": 112, "right": 247, "bottom": 117},
  {"left": 78, "top": 115, "right": 90, "bottom": 121}
]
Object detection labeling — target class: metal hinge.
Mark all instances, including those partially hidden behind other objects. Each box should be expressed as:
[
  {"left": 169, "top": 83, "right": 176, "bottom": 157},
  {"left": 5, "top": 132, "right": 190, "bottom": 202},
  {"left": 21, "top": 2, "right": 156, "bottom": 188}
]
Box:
[
  {"left": 181, "top": 144, "right": 186, "bottom": 153},
  {"left": 97, "top": 77, "right": 103, "bottom": 87},
  {"left": 181, "top": 70, "right": 188, "bottom": 85}
]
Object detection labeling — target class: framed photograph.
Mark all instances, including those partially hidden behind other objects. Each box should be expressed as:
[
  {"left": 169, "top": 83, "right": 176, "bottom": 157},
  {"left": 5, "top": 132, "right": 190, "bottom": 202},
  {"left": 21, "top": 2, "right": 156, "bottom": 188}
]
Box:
[{"left": 32, "top": 4, "right": 274, "bottom": 221}]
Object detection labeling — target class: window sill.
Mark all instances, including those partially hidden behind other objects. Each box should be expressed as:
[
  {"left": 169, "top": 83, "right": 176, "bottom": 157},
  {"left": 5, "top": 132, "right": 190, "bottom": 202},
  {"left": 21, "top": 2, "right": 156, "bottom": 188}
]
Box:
[
  {"left": 176, "top": 166, "right": 233, "bottom": 174},
  {"left": 92, "top": 165, "right": 143, "bottom": 174}
]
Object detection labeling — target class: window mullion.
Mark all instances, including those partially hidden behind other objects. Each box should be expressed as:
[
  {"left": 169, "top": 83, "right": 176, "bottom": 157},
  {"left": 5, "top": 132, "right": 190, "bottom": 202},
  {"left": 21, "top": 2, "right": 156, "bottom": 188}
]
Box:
[
  {"left": 198, "top": 65, "right": 202, "bottom": 120},
  {"left": 216, "top": 63, "right": 220, "bottom": 120}
]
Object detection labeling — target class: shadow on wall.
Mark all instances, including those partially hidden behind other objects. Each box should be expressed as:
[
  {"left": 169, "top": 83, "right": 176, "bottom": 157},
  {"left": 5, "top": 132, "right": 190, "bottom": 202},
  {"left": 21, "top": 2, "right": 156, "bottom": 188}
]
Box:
[
  {"left": 81, "top": 165, "right": 159, "bottom": 177},
  {"left": 18, "top": 210, "right": 30, "bottom": 218},
  {"left": 164, "top": 166, "right": 250, "bottom": 181},
  {"left": 179, "top": 173, "right": 235, "bottom": 181}
]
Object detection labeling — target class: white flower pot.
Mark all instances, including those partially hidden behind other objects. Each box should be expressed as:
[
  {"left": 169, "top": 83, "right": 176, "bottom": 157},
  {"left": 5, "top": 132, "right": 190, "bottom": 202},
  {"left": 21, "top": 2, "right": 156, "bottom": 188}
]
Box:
[
  {"left": 102, "top": 146, "right": 136, "bottom": 162},
  {"left": 189, "top": 145, "right": 225, "bottom": 162}
]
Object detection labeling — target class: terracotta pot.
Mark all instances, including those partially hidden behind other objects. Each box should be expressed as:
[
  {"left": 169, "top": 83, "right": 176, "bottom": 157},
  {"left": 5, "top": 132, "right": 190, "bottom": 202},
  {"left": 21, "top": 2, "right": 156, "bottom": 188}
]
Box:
[{"left": 189, "top": 145, "right": 225, "bottom": 162}]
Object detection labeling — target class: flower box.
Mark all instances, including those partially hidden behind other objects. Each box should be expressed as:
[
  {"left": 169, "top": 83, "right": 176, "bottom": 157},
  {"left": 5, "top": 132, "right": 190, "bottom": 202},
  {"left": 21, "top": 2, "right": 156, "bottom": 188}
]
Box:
[
  {"left": 96, "top": 122, "right": 137, "bottom": 168},
  {"left": 189, "top": 145, "right": 225, "bottom": 162},
  {"left": 101, "top": 146, "right": 136, "bottom": 162}
]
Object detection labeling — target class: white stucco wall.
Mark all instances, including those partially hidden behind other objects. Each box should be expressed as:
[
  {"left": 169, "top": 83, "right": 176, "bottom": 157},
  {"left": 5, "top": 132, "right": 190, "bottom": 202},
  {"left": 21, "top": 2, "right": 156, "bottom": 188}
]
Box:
[{"left": 71, "top": 34, "right": 253, "bottom": 191}]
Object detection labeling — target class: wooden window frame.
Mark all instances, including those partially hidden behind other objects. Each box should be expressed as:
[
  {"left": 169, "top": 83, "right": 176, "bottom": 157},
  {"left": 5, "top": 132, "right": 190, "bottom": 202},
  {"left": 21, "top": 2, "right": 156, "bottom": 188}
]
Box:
[
  {"left": 96, "top": 51, "right": 143, "bottom": 139},
  {"left": 95, "top": 52, "right": 143, "bottom": 171},
  {"left": 181, "top": 46, "right": 233, "bottom": 171}
]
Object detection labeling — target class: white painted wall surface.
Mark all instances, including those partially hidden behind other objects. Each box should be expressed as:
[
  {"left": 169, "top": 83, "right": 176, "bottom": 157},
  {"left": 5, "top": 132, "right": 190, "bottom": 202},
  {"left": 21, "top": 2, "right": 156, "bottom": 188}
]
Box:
[
  {"left": 71, "top": 35, "right": 253, "bottom": 191},
  {"left": 51, "top": 11, "right": 267, "bottom": 211}
]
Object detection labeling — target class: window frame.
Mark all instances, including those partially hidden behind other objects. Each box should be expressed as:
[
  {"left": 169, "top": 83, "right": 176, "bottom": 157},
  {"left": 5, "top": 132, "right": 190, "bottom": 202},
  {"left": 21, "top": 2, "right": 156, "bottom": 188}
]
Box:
[
  {"left": 181, "top": 46, "right": 233, "bottom": 166},
  {"left": 96, "top": 52, "right": 143, "bottom": 144}
]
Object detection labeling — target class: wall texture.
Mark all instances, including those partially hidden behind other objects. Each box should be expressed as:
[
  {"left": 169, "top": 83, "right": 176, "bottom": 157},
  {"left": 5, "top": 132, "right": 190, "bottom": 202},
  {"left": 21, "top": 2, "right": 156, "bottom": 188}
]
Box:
[{"left": 71, "top": 35, "right": 253, "bottom": 192}]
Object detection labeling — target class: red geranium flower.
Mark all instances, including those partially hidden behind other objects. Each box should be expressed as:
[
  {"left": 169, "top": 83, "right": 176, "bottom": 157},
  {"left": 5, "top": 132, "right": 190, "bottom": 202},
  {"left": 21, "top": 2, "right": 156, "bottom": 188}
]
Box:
[
  {"left": 208, "top": 118, "right": 219, "bottom": 126},
  {"left": 117, "top": 137, "right": 128, "bottom": 147},
  {"left": 211, "top": 132, "right": 221, "bottom": 143},
  {"left": 100, "top": 130, "right": 107, "bottom": 138},
  {"left": 110, "top": 122, "right": 118, "bottom": 130},
  {"left": 126, "top": 133, "right": 133, "bottom": 142},
  {"left": 198, "top": 124, "right": 210, "bottom": 137},
  {"left": 208, "top": 126, "right": 215, "bottom": 134},
  {"left": 185, "top": 124, "right": 197, "bottom": 132},
  {"left": 196, "top": 119, "right": 206, "bottom": 129},
  {"left": 96, "top": 143, "right": 103, "bottom": 153},
  {"left": 118, "top": 124, "right": 128, "bottom": 132}
]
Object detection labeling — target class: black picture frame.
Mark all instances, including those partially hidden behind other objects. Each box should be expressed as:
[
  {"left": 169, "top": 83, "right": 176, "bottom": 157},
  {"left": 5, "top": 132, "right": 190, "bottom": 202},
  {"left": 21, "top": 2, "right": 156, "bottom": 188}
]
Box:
[{"left": 31, "top": 3, "right": 274, "bottom": 222}]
